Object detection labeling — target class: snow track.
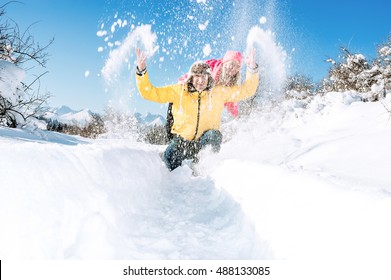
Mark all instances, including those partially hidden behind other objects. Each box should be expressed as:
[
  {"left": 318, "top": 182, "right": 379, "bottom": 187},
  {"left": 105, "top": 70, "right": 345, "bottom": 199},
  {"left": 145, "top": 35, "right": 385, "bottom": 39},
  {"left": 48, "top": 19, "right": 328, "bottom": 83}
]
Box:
[{"left": 0, "top": 132, "right": 267, "bottom": 259}]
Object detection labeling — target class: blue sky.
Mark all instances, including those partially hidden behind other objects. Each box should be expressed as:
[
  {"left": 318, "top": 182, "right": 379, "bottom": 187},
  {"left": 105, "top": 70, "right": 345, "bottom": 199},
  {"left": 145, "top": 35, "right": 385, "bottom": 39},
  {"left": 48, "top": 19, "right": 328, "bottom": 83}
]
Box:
[{"left": 4, "top": 0, "right": 391, "bottom": 115}]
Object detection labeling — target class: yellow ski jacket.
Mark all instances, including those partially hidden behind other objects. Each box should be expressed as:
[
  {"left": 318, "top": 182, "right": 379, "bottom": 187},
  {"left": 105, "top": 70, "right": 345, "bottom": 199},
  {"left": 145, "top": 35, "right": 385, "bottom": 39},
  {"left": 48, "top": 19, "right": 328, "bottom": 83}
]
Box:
[{"left": 135, "top": 69, "right": 259, "bottom": 141}]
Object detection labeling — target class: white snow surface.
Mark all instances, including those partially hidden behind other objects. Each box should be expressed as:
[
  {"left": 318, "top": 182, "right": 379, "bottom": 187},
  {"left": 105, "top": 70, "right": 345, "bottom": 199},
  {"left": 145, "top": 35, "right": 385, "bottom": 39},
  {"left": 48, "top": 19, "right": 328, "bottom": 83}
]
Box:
[{"left": 1, "top": 93, "right": 391, "bottom": 260}]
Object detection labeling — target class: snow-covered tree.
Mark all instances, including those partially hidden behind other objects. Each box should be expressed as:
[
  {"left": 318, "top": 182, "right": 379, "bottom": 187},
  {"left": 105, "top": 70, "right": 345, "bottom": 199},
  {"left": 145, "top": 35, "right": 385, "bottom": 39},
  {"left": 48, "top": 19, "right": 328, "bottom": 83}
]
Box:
[{"left": 0, "top": 2, "right": 52, "bottom": 127}]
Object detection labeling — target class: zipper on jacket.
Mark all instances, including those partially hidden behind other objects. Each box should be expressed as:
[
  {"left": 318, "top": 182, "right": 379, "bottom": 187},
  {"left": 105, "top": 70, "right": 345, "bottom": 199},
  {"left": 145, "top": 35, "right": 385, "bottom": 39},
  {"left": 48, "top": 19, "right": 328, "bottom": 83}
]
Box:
[{"left": 192, "top": 92, "right": 202, "bottom": 141}]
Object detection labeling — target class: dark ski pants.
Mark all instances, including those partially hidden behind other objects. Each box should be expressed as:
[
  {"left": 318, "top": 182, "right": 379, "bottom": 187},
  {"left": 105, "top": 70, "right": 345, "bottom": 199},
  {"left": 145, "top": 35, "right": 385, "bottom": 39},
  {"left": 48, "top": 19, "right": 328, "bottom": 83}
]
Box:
[{"left": 163, "top": 129, "right": 223, "bottom": 171}]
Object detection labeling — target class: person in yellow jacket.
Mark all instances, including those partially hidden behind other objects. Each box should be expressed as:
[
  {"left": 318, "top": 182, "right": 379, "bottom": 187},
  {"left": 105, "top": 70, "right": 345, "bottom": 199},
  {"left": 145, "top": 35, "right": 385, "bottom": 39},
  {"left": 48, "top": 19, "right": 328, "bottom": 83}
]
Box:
[{"left": 135, "top": 48, "right": 259, "bottom": 171}]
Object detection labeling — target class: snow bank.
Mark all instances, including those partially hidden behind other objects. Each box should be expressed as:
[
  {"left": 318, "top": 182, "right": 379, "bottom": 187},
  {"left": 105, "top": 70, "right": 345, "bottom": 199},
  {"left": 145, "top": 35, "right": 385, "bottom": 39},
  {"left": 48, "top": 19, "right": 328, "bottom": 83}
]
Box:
[{"left": 199, "top": 93, "right": 391, "bottom": 260}]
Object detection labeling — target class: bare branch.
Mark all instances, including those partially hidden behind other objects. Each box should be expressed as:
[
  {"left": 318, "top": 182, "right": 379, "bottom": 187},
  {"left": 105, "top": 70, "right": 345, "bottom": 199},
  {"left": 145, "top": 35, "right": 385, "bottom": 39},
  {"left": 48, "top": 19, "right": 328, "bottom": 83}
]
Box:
[
  {"left": 23, "top": 71, "right": 49, "bottom": 91},
  {"left": 0, "top": 1, "right": 25, "bottom": 10}
]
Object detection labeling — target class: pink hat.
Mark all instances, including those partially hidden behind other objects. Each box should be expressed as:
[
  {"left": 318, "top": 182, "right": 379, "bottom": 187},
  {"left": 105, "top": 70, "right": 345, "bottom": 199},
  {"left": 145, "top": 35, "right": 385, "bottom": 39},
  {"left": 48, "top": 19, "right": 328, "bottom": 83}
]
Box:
[{"left": 222, "top": 50, "right": 243, "bottom": 64}]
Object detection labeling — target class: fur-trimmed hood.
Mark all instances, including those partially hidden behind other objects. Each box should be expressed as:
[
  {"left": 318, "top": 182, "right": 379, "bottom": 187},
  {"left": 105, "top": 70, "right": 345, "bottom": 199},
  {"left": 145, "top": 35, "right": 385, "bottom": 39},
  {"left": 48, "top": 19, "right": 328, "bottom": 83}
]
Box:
[{"left": 185, "top": 61, "right": 215, "bottom": 92}]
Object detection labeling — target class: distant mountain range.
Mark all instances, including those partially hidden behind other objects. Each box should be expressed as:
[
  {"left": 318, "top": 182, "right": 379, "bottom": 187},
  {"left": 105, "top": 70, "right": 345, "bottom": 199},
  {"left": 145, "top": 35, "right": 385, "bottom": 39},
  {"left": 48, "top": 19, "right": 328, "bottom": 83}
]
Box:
[
  {"left": 43, "top": 105, "right": 165, "bottom": 127},
  {"left": 44, "top": 106, "right": 93, "bottom": 126}
]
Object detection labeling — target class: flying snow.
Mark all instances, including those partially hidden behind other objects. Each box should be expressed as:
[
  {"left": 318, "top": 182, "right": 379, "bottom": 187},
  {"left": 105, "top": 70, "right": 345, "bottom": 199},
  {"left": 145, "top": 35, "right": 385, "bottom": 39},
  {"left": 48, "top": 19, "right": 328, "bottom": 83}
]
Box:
[
  {"left": 203, "top": 44, "right": 212, "bottom": 57},
  {"left": 246, "top": 26, "right": 287, "bottom": 94},
  {"left": 101, "top": 24, "right": 158, "bottom": 84},
  {"left": 96, "top": 30, "right": 107, "bottom": 37},
  {"left": 198, "top": 20, "right": 209, "bottom": 31},
  {"left": 259, "top": 16, "right": 267, "bottom": 24}
]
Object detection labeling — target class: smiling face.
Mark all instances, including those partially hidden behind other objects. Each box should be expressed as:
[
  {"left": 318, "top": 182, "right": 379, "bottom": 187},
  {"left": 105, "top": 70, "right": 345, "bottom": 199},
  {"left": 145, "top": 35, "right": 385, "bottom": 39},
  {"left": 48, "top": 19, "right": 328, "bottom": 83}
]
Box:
[
  {"left": 220, "top": 60, "right": 241, "bottom": 86},
  {"left": 188, "top": 62, "right": 213, "bottom": 92},
  {"left": 192, "top": 73, "right": 209, "bottom": 92}
]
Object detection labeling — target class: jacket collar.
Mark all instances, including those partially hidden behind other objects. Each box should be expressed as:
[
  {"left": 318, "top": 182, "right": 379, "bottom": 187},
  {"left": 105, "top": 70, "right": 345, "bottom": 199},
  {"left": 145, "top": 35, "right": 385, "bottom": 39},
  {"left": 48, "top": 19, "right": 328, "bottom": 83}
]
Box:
[{"left": 187, "top": 88, "right": 209, "bottom": 98}]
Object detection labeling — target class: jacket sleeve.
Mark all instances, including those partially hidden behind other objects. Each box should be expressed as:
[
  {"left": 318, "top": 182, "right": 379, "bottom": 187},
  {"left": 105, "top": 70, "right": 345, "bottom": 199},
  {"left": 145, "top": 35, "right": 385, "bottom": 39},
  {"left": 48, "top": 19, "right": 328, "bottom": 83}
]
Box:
[
  {"left": 135, "top": 71, "right": 178, "bottom": 103},
  {"left": 221, "top": 69, "right": 259, "bottom": 103}
]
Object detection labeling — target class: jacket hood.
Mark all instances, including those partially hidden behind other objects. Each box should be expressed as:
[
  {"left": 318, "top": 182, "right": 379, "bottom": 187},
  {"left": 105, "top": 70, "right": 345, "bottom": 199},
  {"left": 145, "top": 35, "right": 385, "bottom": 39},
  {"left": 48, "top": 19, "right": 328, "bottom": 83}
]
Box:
[{"left": 222, "top": 50, "right": 243, "bottom": 64}]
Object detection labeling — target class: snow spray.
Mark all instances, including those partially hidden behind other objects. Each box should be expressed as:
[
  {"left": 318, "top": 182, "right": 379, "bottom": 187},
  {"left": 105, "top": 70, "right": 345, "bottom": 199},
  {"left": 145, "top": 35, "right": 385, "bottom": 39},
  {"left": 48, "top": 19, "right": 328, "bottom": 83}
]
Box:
[
  {"left": 97, "top": 0, "right": 289, "bottom": 123},
  {"left": 101, "top": 23, "right": 158, "bottom": 110},
  {"left": 99, "top": 24, "right": 158, "bottom": 139},
  {"left": 246, "top": 26, "right": 287, "bottom": 99},
  {"left": 100, "top": 23, "right": 158, "bottom": 113},
  {"left": 101, "top": 24, "right": 158, "bottom": 84}
]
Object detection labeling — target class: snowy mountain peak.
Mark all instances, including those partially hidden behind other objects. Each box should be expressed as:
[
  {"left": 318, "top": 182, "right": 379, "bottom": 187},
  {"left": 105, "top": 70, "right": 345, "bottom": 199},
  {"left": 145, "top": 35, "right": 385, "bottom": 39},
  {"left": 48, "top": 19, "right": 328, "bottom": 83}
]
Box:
[
  {"left": 45, "top": 106, "right": 165, "bottom": 128},
  {"left": 54, "top": 105, "right": 76, "bottom": 115},
  {"left": 44, "top": 106, "right": 93, "bottom": 126}
]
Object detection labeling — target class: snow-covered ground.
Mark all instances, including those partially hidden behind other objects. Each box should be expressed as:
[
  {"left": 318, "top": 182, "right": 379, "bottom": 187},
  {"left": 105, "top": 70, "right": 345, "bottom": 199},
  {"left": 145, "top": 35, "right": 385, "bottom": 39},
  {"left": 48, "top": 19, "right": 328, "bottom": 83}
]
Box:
[{"left": 1, "top": 92, "right": 391, "bottom": 260}]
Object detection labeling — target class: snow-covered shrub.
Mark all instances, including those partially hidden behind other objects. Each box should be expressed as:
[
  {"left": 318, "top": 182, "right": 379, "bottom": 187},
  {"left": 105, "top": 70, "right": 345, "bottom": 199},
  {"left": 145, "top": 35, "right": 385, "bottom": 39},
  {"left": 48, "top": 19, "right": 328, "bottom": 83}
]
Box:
[
  {"left": 324, "top": 48, "right": 371, "bottom": 92},
  {"left": 323, "top": 46, "right": 389, "bottom": 102},
  {"left": 373, "top": 33, "right": 391, "bottom": 95},
  {"left": 0, "top": 60, "right": 24, "bottom": 126},
  {"left": 284, "top": 74, "right": 316, "bottom": 100}
]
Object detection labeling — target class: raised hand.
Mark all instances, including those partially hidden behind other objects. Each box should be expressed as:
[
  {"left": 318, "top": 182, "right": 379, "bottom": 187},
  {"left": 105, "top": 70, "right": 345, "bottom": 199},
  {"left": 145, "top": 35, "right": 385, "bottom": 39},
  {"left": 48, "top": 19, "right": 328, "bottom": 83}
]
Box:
[
  {"left": 245, "top": 48, "right": 257, "bottom": 70},
  {"left": 136, "top": 48, "right": 147, "bottom": 71}
]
